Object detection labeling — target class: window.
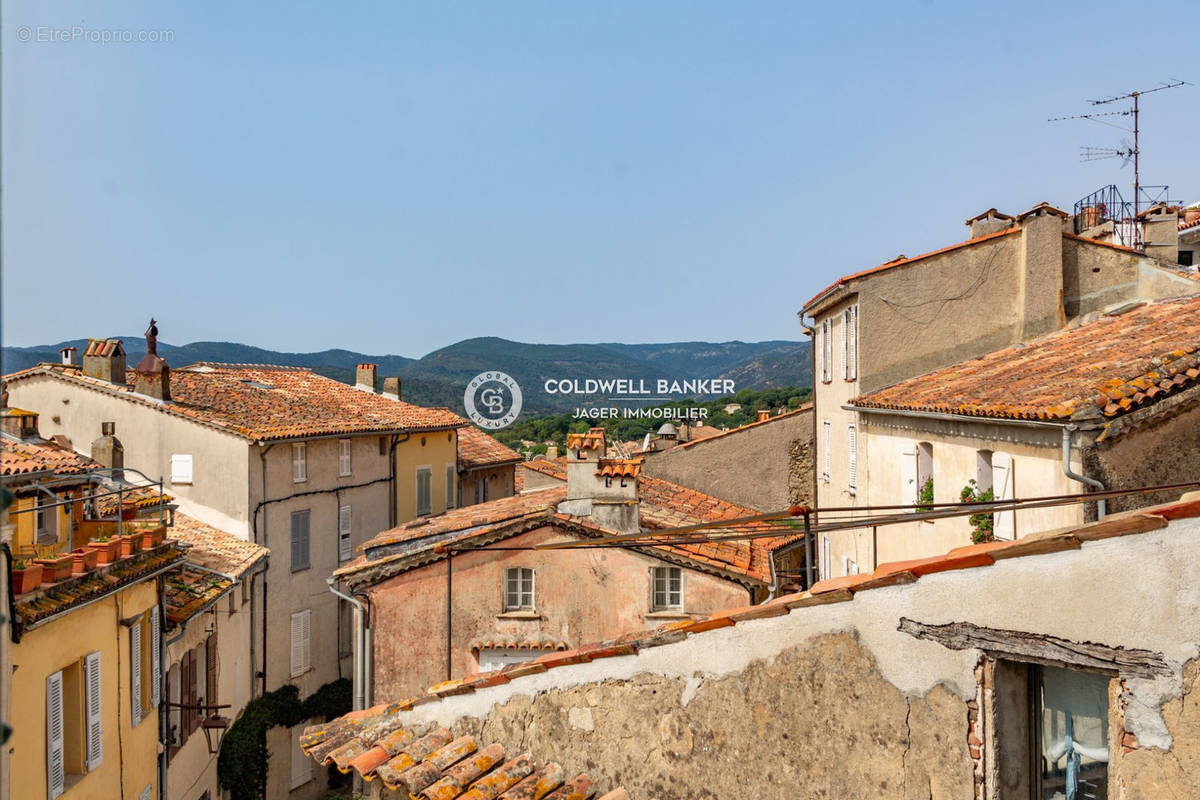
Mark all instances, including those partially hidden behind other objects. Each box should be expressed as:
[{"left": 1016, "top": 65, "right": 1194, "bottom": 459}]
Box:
[
  {"left": 842, "top": 304, "right": 858, "bottom": 380},
  {"left": 338, "top": 439, "right": 352, "bottom": 476},
  {"left": 170, "top": 454, "right": 193, "bottom": 485},
  {"left": 290, "top": 609, "right": 312, "bottom": 676},
  {"left": 292, "top": 442, "right": 307, "bottom": 483},
  {"left": 290, "top": 725, "right": 313, "bottom": 789},
  {"left": 822, "top": 420, "right": 831, "bottom": 482},
  {"left": 1179, "top": 249, "right": 1193, "bottom": 267},
  {"left": 46, "top": 649, "right": 104, "bottom": 798},
  {"left": 847, "top": 423, "right": 857, "bottom": 494},
  {"left": 992, "top": 452, "right": 1016, "bottom": 540},
  {"left": 36, "top": 497, "right": 57, "bottom": 544},
  {"left": 416, "top": 466, "right": 433, "bottom": 516},
  {"left": 290, "top": 510, "right": 310, "bottom": 572},
  {"left": 820, "top": 318, "right": 833, "bottom": 383},
  {"left": 504, "top": 567, "right": 534, "bottom": 611},
  {"left": 445, "top": 464, "right": 456, "bottom": 510},
  {"left": 129, "top": 606, "right": 160, "bottom": 727},
  {"left": 902, "top": 442, "right": 934, "bottom": 510},
  {"left": 338, "top": 505, "right": 352, "bottom": 562},
  {"left": 651, "top": 566, "right": 683, "bottom": 611}
]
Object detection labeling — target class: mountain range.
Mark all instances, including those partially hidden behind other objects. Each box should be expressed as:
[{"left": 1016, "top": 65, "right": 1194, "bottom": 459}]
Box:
[{"left": 2, "top": 336, "right": 811, "bottom": 416}]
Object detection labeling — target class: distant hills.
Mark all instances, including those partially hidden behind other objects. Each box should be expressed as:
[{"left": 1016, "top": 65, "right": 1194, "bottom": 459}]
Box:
[{"left": 2, "top": 336, "right": 811, "bottom": 416}]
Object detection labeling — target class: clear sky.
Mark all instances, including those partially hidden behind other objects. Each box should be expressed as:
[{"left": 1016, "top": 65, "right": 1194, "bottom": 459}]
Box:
[{"left": 4, "top": 1, "right": 1196, "bottom": 356}]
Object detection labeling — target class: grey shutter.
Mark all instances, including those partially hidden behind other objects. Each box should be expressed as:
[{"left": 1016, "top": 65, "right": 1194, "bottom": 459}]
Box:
[
  {"left": 848, "top": 424, "right": 857, "bottom": 491},
  {"left": 150, "top": 605, "right": 161, "bottom": 709},
  {"left": 85, "top": 651, "right": 104, "bottom": 771},
  {"left": 338, "top": 506, "right": 352, "bottom": 562},
  {"left": 130, "top": 620, "right": 143, "bottom": 726},
  {"left": 47, "top": 670, "right": 66, "bottom": 799},
  {"left": 291, "top": 511, "right": 310, "bottom": 571}
]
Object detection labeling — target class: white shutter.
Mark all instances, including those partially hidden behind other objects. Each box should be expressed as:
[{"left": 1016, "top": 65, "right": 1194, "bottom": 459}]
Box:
[
  {"left": 339, "top": 439, "right": 352, "bottom": 476},
  {"left": 900, "top": 446, "right": 918, "bottom": 511},
  {"left": 291, "top": 610, "right": 311, "bottom": 676},
  {"left": 822, "top": 421, "right": 831, "bottom": 481},
  {"left": 848, "top": 305, "right": 858, "bottom": 380},
  {"left": 130, "top": 621, "right": 143, "bottom": 726},
  {"left": 150, "top": 605, "right": 162, "bottom": 709},
  {"left": 821, "top": 319, "right": 833, "bottom": 382},
  {"left": 84, "top": 651, "right": 104, "bottom": 771},
  {"left": 993, "top": 452, "right": 1015, "bottom": 540},
  {"left": 841, "top": 310, "right": 849, "bottom": 380},
  {"left": 848, "top": 424, "right": 857, "bottom": 492},
  {"left": 293, "top": 443, "right": 306, "bottom": 482},
  {"left": 338, "top": 506, "right": 352, "bottom": 562},
  {"left": 820, "top": 537, "right": 831, "bottom": 580},
  {"left": 47, "top": 670, "right": 66, "bottom": 799},
  {"left": 290, "top": 726, "right": 313, "bottom": 789},
  {"left": 170, "top": 454, "right": 193, "bottom": 484}
]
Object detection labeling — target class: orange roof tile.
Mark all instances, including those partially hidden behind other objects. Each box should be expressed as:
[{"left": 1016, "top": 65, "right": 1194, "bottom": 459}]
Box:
[
  {"left": 565, "top": 429, "right": 605, "bottom": 452},
  {"left": 170, "top": 513, "right": 268, "bottom": 578},
  {"left": 163, "top": 565, "right": 234, "bottom": 624},
  {"left": 851, "top": 295, "right": 1200, "bottom": 421},
  {"left": 4, "top": 362, "right": 466, "bottom": 442},
  {"left": 457, "top": 427, "right": 521, "bottom": 471},
  {"left": 668, "top": 404, "right": 811, "bottom": 451},
  {"left": 312, "top": 493, "right": 1200, "bottom": 747},
  {"left": 595, "top": 458, "right": 642, "bottom": 478},
  {"left": 1, "top": 435, "right": 98, "bottom": 477}
]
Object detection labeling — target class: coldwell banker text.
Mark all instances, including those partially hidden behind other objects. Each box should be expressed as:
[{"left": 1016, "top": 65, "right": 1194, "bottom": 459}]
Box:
[{"left": 544, "top": 378, "right": 736, "bottom": 395}]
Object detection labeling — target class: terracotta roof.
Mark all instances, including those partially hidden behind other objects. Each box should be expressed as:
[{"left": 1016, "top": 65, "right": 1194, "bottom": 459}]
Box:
[
  {"left": 170, "top": 513, "right": 268, "bottom": 578},
  {"left": 802, "top": 226, "right": 1021, "bottom": 310},
  {"left": 299, "top": 720, "right": 629, "bottom": 800},
  {"left": 93, "top": 486, "right": 174, "bottom": 519},
  {"left": 164, "top": 565, "right": 234, "bottom": 624},
  {"left": 352, "top": 461, "right": 784, "bottom": 584},
  {"left": 457, "top": 427, "right": 521, "bottom": 472},
  {"left": 468, "top": 636, "right": 568, "bottom": 653},
  {"left": 1180, "top": 215, "right": 1200, "bottom": 233},
  {"left": 565, "top": 429, "right": 605, "bottom": 452},
  {"left": 595, "top": 458, "right": 642, "bottom": 478},
  {"left": 666, "top": 404, "right": 811, "bottom": 452},
  {"left": 84, "top": 338, "right": 124, "bottom": 357},
  {"left": 3, "top": 363, "right": 466, "bottom": 442},
  {"left": 315, "top": 492, "right": 1200, "bottom": 750},
  {"left": 13, "top": 543, "right": 186, "bottom": 628},
  {"left": 1, "top": 435, "right": 98, "bottom": 477},
  {"left": 851, "top": 295, "right": 1200, "bottom": 421},
  {"left": 964, "top": 208, "right": 1015, "bottom": 225}
]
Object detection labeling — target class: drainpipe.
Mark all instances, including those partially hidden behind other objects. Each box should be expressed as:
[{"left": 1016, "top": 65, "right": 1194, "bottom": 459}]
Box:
[
  {"left": 1062, "top": 425, "right": 1106, "bottom": 519},
  {"left": 325, "top": 578, "right": 366, "bottom": 712}
]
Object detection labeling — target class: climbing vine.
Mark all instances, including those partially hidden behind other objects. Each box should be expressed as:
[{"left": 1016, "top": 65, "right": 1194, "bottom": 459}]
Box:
[{"left": 217, "top": 679, "right": 351, "bottom": 800}]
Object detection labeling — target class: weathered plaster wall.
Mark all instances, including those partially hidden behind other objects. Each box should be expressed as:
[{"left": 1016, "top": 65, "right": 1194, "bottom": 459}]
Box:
[
  {"left": 640, "top": 410, "right": 812, "bottom": 511},
  {"left": 367, "top": 525, "right": 752, "bottom": 701},
  {"left": 788, "top": 429, "right": 815, "bottom": 506},
  {"left": 459, "top": 465, "right": 516, "bottom": 507},
  {"left": 388, "top": 521, "right": 1200, "bottom": 799}
]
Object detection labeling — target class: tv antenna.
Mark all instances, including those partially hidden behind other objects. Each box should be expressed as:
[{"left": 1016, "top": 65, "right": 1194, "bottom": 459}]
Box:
[{"left": 1049, "top": 79, "right": 1188, "bottom": 217}]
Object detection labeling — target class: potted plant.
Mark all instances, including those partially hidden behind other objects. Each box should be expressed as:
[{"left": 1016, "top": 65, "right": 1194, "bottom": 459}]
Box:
[
  {"left": 86, "top": 535, "right": 120, "bottom": 565},
  {"left": 12, "top": 559, "right": 44, "bottom": 594},
  {"left": 71, "top": 547, "right": 99, "bottom": 575},
  {"left": 960, "top": 479, "right": 996, "bottom": 544},
  {"left": 35, "top": 553, "right": 75, "bottom": 584},
  {"left": 916, "top": 476, "right": 935, "bottom": 513},
  {"left": 117, "top": 531, "right": 144, "bottom": 557},
  {"left": 140, "top": 526, "right": 166, "bottom": 550}
]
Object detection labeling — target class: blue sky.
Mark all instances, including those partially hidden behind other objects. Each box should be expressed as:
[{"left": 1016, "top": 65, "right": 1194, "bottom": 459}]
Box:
[{"left": 4, "top": 1, "right": 1196, "bottom": 356}]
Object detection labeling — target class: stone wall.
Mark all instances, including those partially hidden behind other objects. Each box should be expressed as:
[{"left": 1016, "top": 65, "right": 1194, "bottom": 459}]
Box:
[{"left": 640, "top": 409, "right": 812, "bottom": 511}]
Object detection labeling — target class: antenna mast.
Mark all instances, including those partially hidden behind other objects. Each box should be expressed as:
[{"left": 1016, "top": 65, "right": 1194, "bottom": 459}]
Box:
[{"left": 1049, "top": 80, "right": 1186, "bottom": 217}]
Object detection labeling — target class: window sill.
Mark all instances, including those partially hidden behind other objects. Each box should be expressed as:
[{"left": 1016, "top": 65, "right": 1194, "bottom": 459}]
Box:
[
  {"left": 496, "top": 611, "right": 541, "bottom": 620},
  {"left": 645, "top": 610, "right": 690, "bottom": 620}
]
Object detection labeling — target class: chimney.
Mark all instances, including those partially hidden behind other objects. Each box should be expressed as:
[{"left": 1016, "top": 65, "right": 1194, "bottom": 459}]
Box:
[
  {"left": 757, "top": 409, "right": 771, "bottom": 423},
  {"left": 356, "top": 363, "right": 378, "bottom": 393},
  {"left": 133, "top": 318, "right": 171, "bottom": 401},
  {"left": 60, "top": 346, "right": 78, "bottom": 366},
  {"left": 965, "top": 208, "right": 1015, "bottom": 239},
  {"left": 82, "top": 339, "right": 127, "bottom": 384},
  {"left": 1016, "top": 203, "right": 1069, "bottom": 340},
  {"left": 558, "top": 428, "right": 641, "bottom": 534},
  {"left": 545, "top": 444, "right": 558, "bottom": 459},
  {"left": 1, "top": 408, "right": 39, "bottom": 440},
  {"left": 382, "top": 376, "right": 402, "bottom": 401},
  {"left": 91, "top": 421, "right": 124, "bottom": 480},
  {"left": 1138, "top": 203, "right": 1180, "bottom": 263}
]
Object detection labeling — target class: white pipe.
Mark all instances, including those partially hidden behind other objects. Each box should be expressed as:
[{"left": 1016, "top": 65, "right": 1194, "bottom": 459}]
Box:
[
  {"left": 1062, "top": 426, "right": 1107, "bottom": 518},
  {"left": 325, "top": 578, "right": 366, "bottom": 711}
]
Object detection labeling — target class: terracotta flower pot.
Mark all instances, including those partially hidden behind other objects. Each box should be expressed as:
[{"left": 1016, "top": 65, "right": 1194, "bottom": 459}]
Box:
[
  {"left": 12, "top": 563, "right": 44, "bottom": 594},
  {"left": 140, "top": 527, "right": 165, "bottom": 550},
  {"left": 72, "top": 548, "right": 99, "bottom": 575},
  {"left": 35, "top": 554, "right": 75, "bottom": 584},
  {"left": 118, "top": 533, "right": 143, "bottom": 557},
  {"left": 86, "top": 539, "right": 120, "bottom": 565}
]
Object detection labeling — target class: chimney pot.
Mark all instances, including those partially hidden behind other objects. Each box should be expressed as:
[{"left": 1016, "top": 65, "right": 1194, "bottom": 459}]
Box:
[
  {"left": 60, "top": 346, "right": 78, "bottom": 366},
  {"left": 82, "top": 339, "right": 127, "bottom": 384},
  {"left": 91, "top": 425, "right": 124, "bottom": 480},
  {"left": 356, "top": 363, "right": 378, "bottom": 393},
  {"left": 101, "top": 421, "right": 115, "bottom": 436},
  {"left": 757, "top": 409, "right": 771, "bottom": 423}
]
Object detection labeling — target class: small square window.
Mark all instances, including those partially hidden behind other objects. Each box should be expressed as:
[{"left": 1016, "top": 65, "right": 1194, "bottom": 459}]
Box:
[
  {"left": 504, "top": 567, "right": 534, "bottom": 611},
  {"left": 651, "top": 566, "right": 682, "bottom": 611}
]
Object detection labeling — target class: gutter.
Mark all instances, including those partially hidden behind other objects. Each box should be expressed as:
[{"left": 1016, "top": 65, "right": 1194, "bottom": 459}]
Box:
[
  {"left": 845, "top": 404, "right": 1093, "bottom": 430},
  {"left": 1062, "top": 425, "right": 1107, "bottom": 518},
  {"left": 326, "top": 577, "right": 368, "bottom": 713}
]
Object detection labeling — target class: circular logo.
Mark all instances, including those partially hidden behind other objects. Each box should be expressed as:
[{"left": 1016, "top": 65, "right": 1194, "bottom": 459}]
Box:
[{"left": 464, "top": 371, "right": 523, "bottom": 430}]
